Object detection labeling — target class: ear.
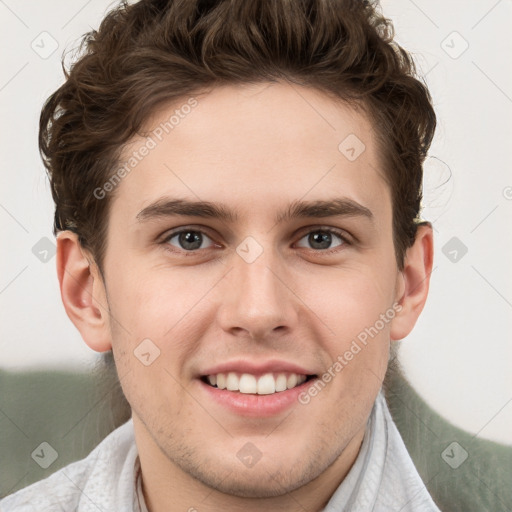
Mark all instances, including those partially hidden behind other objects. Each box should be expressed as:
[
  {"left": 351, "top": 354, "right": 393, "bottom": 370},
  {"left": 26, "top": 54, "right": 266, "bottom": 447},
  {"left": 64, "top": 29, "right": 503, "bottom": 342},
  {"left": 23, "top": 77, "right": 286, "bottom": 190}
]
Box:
[
  {"left": 390, "top": 223, "right": 434, "bottom": 341},
  {"left": 56, "top": 231, "right": 112, "bottom": 352}
]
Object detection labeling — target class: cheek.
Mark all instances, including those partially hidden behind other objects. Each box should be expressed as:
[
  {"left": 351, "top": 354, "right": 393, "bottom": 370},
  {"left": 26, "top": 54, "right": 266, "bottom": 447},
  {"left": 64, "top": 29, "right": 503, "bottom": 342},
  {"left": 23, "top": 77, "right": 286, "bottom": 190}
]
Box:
[
  {"left": 107, "top": 259, "right": 209, "bottom": 332},
  {"left": 313, "top": 269, "right": 396, "bottom": 380},
  {"left": 317, "top": 266, "right": 396, "bottom": 328},
  {"left": 105, "top": 261, "right": 221, "bottom": 381}
]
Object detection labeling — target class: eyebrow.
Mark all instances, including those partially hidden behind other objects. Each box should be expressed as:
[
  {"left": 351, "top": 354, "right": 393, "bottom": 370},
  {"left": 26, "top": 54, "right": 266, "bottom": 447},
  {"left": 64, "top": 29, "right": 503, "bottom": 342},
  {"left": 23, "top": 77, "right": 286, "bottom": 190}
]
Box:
[{"left": 135, "top": 197, "right": 374, "bottom": 224}]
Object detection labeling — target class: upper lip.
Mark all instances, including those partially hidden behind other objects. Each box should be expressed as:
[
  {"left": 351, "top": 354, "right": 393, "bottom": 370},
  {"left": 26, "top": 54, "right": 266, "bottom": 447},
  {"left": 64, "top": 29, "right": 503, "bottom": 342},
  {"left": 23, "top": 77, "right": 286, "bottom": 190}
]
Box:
[{"left": 199, "top": 359, "right": 317, "bottom": 377}]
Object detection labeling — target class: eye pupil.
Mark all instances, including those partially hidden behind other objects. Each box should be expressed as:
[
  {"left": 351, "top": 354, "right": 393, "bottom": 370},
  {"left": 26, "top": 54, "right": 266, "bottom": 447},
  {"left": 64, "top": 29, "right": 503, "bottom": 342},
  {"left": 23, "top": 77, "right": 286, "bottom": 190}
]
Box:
[
  {"left": 167, "top": 228, "right": 344, "bottom": 255},
  {"left": 179, "top": 231, "right": 202, "bottom": 250},
  {"left": 309, "top": 231, "right": 332, "bottom": 250}
]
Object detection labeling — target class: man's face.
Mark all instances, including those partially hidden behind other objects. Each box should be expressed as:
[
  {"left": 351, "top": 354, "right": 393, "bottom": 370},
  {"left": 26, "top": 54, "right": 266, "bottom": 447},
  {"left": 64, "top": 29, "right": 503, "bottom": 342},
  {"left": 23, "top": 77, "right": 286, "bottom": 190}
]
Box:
[{"left": 101, "top": 82, "right": 402, "bottom": 497}]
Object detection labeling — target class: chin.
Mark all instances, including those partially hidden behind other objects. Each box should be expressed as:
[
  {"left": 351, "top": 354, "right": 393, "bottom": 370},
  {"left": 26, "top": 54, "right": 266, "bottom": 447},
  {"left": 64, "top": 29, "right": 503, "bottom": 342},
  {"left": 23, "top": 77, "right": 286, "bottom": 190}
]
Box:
[
  {"left": 196, "top": 470, "right": 304, "bottom": 498},
  {"left": 181, "top": 454, "right": 322, "bottom": 499}
]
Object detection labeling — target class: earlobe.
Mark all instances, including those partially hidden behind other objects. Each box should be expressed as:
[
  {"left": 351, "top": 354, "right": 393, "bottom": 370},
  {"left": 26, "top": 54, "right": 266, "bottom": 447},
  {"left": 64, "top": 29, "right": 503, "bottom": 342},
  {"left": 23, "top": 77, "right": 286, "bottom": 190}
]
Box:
[
  {"left": 390, "top": 223, "right": 434, "bottom": 341},
  {"left": 56, "top": 231, "right": 112, "bottom": 352}
]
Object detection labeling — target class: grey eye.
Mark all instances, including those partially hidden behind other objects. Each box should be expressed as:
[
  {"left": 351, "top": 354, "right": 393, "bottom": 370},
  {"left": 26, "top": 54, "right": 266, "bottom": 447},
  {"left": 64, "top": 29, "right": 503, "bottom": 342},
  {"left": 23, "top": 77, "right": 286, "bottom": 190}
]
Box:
[
  {"left": 296, "top": 230, "right": 345, "bottom": 250},
  {"left": 167, "top": 230, "right": 214, "bottom": 251}
]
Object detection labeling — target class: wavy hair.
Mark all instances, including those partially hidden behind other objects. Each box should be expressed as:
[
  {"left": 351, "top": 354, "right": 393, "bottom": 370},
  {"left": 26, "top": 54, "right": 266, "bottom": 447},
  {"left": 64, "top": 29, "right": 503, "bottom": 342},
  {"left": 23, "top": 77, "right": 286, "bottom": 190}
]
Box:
[{"left": 40, "top": 0, "right": 436, "bottom": 274}]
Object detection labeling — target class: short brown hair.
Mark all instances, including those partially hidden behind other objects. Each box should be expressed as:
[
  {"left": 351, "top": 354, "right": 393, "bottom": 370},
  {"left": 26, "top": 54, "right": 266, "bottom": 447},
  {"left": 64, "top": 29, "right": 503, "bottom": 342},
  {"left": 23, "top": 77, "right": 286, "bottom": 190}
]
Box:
[{"left": 40, "top": 0, "right": 436, "bottom": 274}]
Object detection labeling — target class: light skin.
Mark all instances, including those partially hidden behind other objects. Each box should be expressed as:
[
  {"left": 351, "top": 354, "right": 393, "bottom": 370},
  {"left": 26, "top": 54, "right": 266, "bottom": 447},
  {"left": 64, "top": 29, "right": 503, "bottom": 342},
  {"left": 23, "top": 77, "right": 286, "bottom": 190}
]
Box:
[{"left": 56, "top": 82, "right": 433, "bottom": 512}]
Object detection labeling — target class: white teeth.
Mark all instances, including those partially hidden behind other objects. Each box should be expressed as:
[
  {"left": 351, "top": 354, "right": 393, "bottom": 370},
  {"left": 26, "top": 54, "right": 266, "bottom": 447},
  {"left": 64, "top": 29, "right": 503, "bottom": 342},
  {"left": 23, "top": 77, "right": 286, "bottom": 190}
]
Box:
[
  {"left": 216, "top": 373, "right": 226, "bottom": 390},
  {"left": 275, "top": 374, "right": 287, "bottom": 392},
  {"left": 286, "top": 373, "right": 298, "bottom": 389},
  {"left": 205, "top": 372, "right": 310, "bottom": 394},
  {"left": 257, "top": 373, "right": 276, "bottom": 395},
  {"left": 239, "top": 374, "right": 257, "bottom": 393},
  {"left": 226, "top": 372, "right": 239, "bottom": 391}
]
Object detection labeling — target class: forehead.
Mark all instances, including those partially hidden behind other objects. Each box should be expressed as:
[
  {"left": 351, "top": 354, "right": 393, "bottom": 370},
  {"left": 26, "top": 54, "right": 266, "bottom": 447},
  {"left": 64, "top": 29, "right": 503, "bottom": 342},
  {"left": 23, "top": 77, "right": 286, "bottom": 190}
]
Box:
[{"left": 109, "top": 82, "right": 390, "bottom": 229}]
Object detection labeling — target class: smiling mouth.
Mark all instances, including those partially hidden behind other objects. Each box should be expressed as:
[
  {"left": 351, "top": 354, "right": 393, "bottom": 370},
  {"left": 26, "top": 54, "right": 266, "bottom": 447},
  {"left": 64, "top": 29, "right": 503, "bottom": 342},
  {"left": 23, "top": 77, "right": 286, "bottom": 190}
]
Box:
[{"left": 200, "top": 372, "right": 317, "bottom": 395}]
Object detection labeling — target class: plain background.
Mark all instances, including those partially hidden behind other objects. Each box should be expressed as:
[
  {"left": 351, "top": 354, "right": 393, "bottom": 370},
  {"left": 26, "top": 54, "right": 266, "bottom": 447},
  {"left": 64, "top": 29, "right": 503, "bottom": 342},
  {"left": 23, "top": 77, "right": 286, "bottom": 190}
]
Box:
[{"left": 0, "top": 0, "right": 511, "bottom": 444}]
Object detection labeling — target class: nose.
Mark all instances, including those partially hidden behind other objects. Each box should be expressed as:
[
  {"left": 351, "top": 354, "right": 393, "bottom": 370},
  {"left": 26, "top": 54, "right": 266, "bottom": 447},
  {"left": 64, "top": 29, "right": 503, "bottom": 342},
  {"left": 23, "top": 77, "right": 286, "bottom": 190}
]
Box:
[{"left": 217, "top": 246, "right": 299, "bottom": 342}]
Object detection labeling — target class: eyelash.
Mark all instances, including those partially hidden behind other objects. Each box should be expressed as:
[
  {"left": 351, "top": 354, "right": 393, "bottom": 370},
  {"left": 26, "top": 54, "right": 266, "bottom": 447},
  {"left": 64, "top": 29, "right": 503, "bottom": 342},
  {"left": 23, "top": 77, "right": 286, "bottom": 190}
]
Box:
[{"left": 159, "top": 226, "right": 353, "bottom": 256}]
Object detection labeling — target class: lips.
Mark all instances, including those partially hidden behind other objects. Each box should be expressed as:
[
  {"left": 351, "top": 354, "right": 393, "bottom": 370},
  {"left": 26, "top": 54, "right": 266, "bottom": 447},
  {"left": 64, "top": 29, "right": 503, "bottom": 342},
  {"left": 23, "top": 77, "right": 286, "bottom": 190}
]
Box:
[
  {"left": 198, "top": 372, "right": 319, "bottom": 418},
  {"left": 198, "top": 359, "right": 317, "bottom": 396}
]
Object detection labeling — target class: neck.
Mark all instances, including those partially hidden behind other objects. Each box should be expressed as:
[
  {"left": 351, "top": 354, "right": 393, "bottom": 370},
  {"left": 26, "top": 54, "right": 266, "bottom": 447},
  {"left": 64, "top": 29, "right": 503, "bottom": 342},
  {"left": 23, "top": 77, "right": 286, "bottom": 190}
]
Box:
[{"left": 133, "top": 417, "right": 366, "bottom": 512}]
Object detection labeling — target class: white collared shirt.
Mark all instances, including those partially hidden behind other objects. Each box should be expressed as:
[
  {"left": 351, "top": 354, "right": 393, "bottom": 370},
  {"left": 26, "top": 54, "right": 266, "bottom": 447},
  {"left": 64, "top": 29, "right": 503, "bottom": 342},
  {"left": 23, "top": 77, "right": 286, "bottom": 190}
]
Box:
[{"left": 1, "top": 391, "right": 441, "bottom": 512}]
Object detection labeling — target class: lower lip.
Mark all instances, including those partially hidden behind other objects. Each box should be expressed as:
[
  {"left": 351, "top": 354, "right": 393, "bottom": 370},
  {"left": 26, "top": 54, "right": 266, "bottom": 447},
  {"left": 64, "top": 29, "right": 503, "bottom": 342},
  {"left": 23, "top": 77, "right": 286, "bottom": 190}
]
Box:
[{"left": 198, "top": 378, "right": 317, "bottom": 418}]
